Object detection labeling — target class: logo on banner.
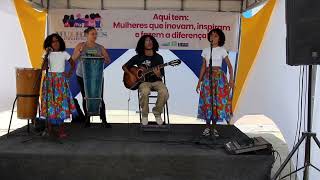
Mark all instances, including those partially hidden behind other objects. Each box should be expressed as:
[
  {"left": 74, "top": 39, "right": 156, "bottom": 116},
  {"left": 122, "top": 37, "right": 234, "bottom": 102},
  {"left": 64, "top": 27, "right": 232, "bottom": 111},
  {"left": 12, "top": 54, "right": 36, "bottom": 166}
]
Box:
[
  {"left": 161, "top": 41, "right": 189, "bottom": 48},
  {"left": 57, "top": 12, "right": 108, "bottom": 42},
  {"left": 62, "top": 13, "right": 102, "bottom": 28}
]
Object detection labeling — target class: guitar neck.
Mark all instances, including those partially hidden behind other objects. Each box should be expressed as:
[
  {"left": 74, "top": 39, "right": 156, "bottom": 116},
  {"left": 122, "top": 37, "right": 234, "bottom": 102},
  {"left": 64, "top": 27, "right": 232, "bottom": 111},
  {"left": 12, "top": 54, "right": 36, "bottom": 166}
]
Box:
[{"left": 143, "top": 63, "right": 169, "bottom": 75}]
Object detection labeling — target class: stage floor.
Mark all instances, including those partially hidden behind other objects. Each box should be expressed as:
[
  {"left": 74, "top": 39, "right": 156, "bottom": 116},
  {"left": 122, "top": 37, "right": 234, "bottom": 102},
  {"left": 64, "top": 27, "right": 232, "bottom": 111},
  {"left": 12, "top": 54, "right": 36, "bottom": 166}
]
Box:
[{"left": 0, "top": 123, "right": 274, "bottom": 180}]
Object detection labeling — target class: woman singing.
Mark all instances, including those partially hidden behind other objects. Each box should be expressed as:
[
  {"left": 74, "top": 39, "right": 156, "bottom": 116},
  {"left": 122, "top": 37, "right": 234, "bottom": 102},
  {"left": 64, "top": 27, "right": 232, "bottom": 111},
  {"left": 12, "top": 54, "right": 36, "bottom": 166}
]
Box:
[{"left": 196, "top": 29, "right": 234, "bottom": 137}]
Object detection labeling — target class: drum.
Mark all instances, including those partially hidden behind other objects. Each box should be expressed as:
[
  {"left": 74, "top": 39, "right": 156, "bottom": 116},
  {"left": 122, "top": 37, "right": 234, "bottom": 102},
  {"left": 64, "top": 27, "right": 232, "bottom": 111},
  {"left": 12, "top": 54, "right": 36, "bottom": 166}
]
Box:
[
  {"left": 16, "top": 68, "right": 42, "bottom": 119},
  {"left": 81, "top": 56, "right": 104, "bottom": 116}
]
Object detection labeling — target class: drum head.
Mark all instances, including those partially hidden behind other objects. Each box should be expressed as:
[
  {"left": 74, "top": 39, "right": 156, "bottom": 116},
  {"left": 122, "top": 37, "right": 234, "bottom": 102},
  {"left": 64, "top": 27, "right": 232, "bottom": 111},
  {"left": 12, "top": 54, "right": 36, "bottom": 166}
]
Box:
[{"left": 15, "top": 67, "right": 41, "bottom": 71}]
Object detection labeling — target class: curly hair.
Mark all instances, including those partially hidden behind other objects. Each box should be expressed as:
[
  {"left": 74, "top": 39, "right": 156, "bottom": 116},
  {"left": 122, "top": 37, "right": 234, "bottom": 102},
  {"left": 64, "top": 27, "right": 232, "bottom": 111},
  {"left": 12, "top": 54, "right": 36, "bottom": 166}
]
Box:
[
  {"left": 43, "top": 33, "right": 66, "bottom": 51},
  {"left": 207, "top": 28, "right": 226, "bottom": 46},
  {"left": 135, "top": 35, "right": 159, "bottom": 56}
]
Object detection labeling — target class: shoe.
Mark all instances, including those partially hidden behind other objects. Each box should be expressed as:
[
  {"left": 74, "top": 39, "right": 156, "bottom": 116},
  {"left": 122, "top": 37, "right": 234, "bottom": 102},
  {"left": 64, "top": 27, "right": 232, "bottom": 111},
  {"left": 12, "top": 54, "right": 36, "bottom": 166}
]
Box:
[
  {"left": 141, "top": 116, "right": 148, "bottom": 126},
  {"left": 154, "top": 114, "right": 163, "bottom": 125},
  {"left": 212, "top": 128, "right": 219, "bottom": 137},
  {"left": 152, "top": 109, "right": 163, "bottom": 125},
  {"left": 202, "top": 128, "right": 210, "bottom": 136},
  {"left": 58, "top": 125, "right": 67, "bottom": 139},
  {"left": 58, "top": 132, "right": 68, "bottom": 139}
]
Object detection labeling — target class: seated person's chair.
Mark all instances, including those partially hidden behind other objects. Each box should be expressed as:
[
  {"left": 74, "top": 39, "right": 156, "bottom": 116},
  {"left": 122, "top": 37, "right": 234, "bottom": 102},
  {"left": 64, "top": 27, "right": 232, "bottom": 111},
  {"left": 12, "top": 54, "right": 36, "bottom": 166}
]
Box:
[{"left": 137, "top": 74, "right": 170, "bottom": 131}]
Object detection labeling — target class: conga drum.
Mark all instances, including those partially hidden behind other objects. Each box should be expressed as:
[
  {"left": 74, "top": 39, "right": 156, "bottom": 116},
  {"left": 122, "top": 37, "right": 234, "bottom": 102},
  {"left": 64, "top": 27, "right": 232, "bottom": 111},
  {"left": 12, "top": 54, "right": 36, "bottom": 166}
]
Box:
[
  {"left": 81, "top": 56, "right": 104, "bottom": 116},
  {"left": 16, "top": 68, "right": 42, "bottom": 119}
]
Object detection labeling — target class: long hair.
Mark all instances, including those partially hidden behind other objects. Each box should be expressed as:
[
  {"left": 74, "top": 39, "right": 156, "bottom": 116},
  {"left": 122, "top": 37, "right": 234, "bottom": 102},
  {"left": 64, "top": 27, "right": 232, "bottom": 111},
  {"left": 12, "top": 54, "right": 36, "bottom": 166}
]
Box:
[
  {"left": 135, "top": 35, "right": 159, "bottom": 56},
  {"left": 207, "top": 28, "right": 225, "bottom": 46},
  {"left": 43, "top": 33, "right": 66, "bottom": 51}
]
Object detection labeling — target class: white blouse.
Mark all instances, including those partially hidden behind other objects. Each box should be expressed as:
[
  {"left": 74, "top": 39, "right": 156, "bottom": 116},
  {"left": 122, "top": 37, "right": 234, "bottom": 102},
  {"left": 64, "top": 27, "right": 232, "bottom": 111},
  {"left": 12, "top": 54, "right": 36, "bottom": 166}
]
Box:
[
  {"left": 43, "top": 51, "right": 71, "bottom": 73},
  {"left": 201, "top": 46, "right": 228, "bottom": 67}
]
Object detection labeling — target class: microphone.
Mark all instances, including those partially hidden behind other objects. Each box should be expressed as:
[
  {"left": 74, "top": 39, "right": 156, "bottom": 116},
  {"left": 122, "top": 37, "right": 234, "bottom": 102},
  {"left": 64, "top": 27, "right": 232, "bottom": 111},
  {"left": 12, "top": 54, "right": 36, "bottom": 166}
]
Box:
[
  {"left": 33, "top": 47, "right": 52, "bottom": 89},
  {"left": 209, "top": 39, "right": 214, "bottom": 49}
]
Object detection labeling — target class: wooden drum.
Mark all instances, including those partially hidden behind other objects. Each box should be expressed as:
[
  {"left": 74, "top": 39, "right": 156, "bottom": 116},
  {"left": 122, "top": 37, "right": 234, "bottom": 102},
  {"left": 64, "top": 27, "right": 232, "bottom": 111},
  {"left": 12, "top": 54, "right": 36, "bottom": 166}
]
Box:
[{"left": 16, "top": 68, "right": 41, "bottom": 119}]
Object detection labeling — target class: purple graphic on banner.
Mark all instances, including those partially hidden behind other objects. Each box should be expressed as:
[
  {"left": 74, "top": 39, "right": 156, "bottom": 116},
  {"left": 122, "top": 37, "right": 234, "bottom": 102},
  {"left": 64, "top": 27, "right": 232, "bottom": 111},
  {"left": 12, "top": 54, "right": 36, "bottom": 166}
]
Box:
[{"left": 62, "top": 13, "right": 102, "bottom": 28}]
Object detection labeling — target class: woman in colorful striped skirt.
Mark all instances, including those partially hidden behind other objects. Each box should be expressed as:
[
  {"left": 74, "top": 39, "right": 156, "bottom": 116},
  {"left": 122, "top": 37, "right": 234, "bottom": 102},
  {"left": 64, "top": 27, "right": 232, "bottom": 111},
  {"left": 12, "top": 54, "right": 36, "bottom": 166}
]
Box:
[
  {"left": 41, "top": 33, "right": 76, "bottom": 138},
  {"left": 196, "top": 29, "right": 234, "bottom": 137}
]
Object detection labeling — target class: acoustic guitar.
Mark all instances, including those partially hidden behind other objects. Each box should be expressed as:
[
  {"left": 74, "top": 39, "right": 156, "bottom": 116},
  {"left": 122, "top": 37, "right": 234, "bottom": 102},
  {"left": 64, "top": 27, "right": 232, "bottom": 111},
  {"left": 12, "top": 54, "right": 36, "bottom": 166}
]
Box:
[{"left": 123, "top": 59, "right": 181, "bottom": 90}]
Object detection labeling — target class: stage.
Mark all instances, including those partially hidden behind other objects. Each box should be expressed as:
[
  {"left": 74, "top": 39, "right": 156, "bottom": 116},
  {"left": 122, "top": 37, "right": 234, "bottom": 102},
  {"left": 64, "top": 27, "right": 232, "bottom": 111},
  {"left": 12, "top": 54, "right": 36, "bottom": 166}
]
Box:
[{"left": 0, "top": 123, "right": 274, "bottom": 180}]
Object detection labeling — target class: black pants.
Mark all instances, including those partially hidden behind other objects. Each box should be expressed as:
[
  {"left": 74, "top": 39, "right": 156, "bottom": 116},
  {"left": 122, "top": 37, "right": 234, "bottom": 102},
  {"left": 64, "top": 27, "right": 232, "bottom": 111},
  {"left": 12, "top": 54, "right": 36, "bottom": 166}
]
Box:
[{"left": 77, "top": 76, "right": 106, "bottom": 121}]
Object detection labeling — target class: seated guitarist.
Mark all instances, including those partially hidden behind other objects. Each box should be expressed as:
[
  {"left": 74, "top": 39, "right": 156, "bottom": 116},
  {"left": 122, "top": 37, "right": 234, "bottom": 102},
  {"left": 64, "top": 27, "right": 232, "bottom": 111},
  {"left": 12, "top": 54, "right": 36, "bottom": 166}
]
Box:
[{"left": 122, "top": 35, "right": 169, "bottom": 126}]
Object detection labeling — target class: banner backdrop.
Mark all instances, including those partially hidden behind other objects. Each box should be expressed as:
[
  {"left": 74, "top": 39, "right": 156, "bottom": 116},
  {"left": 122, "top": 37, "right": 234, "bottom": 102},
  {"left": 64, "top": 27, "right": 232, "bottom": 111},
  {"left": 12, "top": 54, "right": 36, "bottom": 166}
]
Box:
[
  {"left": 48, "top": 9, "right": 240, "bottom": 117},
  {"left": 49, "top": 9, "right": 240, "bottom": 51}
]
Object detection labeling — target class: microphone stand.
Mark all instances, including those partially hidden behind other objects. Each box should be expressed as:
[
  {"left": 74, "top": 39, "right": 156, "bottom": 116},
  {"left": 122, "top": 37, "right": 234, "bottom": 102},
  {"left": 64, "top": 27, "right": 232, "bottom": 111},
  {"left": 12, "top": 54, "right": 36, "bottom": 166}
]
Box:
[
  {"left": 42, "top": 50, "right": 50, "bottom": 137},
  {"left": 195, "top": 44, "right": 217, "bottom": 144},
  {"left": 209, "top": 43, "right": 215, "bottom": 132}
]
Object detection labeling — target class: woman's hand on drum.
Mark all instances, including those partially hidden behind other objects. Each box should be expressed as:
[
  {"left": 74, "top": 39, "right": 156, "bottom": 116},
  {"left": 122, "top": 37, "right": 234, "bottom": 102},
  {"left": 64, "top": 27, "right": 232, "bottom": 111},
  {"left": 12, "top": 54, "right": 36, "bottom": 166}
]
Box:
[
  {"left": 75, "top": 46, "right": 83, "bottom": 58},
  {"left": 101, "top": 47, "right": 111, "bottom": 64},
  {"left": 104, "top": 58, "right": 111, "bottom": 64},
  {"left": 72, "top": 43, "right": 84, "bottom": 60}
]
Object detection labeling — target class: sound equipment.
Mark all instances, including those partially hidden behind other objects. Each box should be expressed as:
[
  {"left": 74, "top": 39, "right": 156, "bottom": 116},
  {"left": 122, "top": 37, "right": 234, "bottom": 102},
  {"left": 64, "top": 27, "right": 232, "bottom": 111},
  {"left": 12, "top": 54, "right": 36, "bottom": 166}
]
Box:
[
  {"left": 286, "top": 0, "right": 320, "bottom": 65},
  {"left": 273, "top": 1, "right": 320, "bottom": 179},
  {"left": 225, "top": 136, "right": 273, "bottom": 155}
]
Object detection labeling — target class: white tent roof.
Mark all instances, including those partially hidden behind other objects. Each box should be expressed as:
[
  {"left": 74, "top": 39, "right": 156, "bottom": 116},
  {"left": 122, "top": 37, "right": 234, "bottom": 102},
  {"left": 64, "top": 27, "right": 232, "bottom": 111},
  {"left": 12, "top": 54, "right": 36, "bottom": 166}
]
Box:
[{"left": 28, "top": 0, "right": 261, "bottom": 12}]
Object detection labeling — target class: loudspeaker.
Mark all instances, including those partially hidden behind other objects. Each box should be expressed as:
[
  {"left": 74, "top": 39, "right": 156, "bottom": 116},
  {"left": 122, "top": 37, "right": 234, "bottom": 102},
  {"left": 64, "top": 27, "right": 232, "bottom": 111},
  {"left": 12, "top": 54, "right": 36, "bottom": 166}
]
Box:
[{"left": 286, "top": 0, "right": 320, "bottom": 65}]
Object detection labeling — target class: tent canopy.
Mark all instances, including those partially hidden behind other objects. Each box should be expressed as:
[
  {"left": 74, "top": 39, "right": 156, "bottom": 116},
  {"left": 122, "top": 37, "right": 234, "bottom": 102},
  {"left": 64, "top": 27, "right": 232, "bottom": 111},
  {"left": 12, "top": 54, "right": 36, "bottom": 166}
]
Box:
[{"left": 27, "top": 0, "right": 261, "bottom": 12}]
